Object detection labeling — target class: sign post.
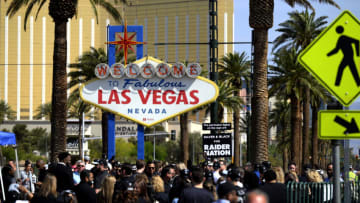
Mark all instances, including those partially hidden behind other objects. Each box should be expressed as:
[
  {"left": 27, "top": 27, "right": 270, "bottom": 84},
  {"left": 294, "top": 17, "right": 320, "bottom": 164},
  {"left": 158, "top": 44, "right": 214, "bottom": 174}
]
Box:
[
  {"left": 107, "top": 23, "right": 145, "bottom": 159},
  {"left": 298, "top": 10, "right": 360, "bottom": 203}
]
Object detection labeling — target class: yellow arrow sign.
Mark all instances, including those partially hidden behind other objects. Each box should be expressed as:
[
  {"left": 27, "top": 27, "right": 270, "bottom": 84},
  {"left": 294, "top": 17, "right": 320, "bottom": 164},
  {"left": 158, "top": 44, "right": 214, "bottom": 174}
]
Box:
[
  {"left": 298, "top": 11, "right": 360, "bottom": 106},
  {"left": 319, "top": 110, "right": 360, "bottom": 139}
]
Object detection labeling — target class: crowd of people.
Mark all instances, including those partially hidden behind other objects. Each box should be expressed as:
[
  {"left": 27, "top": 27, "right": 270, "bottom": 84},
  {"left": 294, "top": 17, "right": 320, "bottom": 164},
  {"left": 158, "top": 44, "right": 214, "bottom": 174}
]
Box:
[{"left": 0, "top": 152, "right": 351, "bottom": 203}]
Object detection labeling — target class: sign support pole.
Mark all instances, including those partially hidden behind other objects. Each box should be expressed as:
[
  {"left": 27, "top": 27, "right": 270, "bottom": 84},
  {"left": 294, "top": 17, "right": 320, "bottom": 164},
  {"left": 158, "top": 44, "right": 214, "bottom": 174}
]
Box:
[
  {"left": 332, "top": 140, "right": 341, "bottom": 203},
  {"left": 137, "top": 124, "right": 145, "bottom": 160},
  {"left": 107, "top": 113, "right": 115, "bottom": 159}
]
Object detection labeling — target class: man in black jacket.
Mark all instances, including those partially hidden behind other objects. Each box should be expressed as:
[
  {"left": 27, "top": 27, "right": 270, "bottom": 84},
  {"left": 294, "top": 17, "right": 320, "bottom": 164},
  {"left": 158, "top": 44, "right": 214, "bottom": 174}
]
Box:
[
  {"left": 48, "top": 152, "right": 74, "bottom": 192},
  {"left": 75, "top": 170, "right": 96, "bottom": 203},
  {"left": 259, "top": 169, "right": 286, "bottom": 203}
]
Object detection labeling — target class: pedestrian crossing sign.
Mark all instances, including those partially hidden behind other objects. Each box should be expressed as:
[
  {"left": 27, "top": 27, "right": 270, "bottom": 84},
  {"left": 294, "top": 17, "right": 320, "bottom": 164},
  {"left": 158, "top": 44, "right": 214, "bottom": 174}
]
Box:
[{"left": 298, "top": 10, "right": 360, "bottom": 107}]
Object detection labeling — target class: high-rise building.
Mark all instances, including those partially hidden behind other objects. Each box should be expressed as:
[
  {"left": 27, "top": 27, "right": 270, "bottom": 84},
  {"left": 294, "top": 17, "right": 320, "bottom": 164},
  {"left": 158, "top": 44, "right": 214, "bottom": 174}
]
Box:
[{"left": 0, "top": 0, "right": 233, "bottom": 122}]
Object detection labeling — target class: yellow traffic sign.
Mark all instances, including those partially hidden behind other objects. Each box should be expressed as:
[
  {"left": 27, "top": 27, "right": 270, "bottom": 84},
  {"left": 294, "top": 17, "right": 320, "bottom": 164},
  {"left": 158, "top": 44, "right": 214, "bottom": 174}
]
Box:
[
  {"left": 319, "top": 110, "right": 360, "bottom": 139},
  {"left": 298, "top": 11, "right": 360, "bottom": 106}
]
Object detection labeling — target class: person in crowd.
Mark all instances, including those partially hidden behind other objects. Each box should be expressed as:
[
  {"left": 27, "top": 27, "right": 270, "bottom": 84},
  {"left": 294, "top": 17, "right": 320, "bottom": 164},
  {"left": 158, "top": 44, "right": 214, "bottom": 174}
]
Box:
[
  {"left": 245, "top": 189, "right": 269, "bottom": 203},
  {"left": 272, "top": 166, "right": 285, "bottom": 183},
  {"left": 73, "top": 160, "right": 85, "bottom": 185},
  {"left": 48, "top": 152, "right": 74, "bottom": 192},
  {"left": 114, "top": 163, "right": 135, "bottom": 197},
  {"left": 35, "top": 159, "right": 47, "bottom": 188},
  {"left": 243, "top": 164, "right": 260, "bottom": 190},
  {"left": 306, "top": 169, "right": 323, "bottom": 183},
  {"left": 94, "top": 159, "right": 109, "bottom": 191},
  {"left": 161, "top": 165, "right": 175, "bottom": 193},
  {"left": 145, "top": 161, "right": 156, "bottom": 182},
  {"left": 325, "top": 163, "right": 333, "bottom": 182},
  {"left": 84, "top": 156, "right": 93, "bottom": 170},
  {"left": 31, "top": 174, "right": 72, "bottom": 203},
  {"left": 151, "top": 175, "right": 168, "bottom": 203},
  {"left": 91, "top": 159, "right": 100, "bottom": 177},
  {"left": 348, "top": 165, "right": 357, "bottom": 182},
  {"left": 21, "top": 160, "right": 35, "bottom": 194},
  {"left": 203, "top": 178, "right": 218, "bottom": 201},
  {"left": 178, "top": 167, "right": 214, "bottom": 203},
  {"left": 8, "top": 160, "right": 17, "bottom": 172},
  {"left": 299, "top": 164, "right": 312, "bottom": 182},
  {"left": 135, "top": 159, "right": 146, "bottom": 175},
  {"left": 215, "top": 182, "right": 238, "bottom": 203},
  {"left": 285, "top": 162, "right": 299, "bottom": 183},
  {"left": 74, "top": 170, "right": 96, "bottom": 203},
  {"left": 2, "top": 164, "right": 16, "bottom": 202},
  {"left": 227, "top": 167, "right": 246, "bottom": 202},
  {"left": 169, "top": 168, "right": 191, "bottom": 202},
  {"left": 96, "top": 176, "right": 116, "bottom": 203},
  {"left": 134, "top": 176, "right": 151, "bottom": 203},
  {"left": 213, "top": 161, "right": 222, "bottom": 184},
  {"left": 259, "top": 170, "right": 286, "bottom": 203}
]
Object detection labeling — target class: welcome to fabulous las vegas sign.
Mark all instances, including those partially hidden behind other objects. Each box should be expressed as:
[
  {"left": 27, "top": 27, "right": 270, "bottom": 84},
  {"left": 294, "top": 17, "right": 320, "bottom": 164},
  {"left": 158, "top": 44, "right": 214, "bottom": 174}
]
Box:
[{"left": 80, "top": 56, "right": 219, "bottom": 127}]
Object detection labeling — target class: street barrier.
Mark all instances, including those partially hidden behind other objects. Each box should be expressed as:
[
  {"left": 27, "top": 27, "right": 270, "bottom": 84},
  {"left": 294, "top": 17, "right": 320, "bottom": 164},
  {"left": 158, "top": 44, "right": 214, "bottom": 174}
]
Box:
[{"left": 286, "top": 181, "right": 360, "bottom": 202}]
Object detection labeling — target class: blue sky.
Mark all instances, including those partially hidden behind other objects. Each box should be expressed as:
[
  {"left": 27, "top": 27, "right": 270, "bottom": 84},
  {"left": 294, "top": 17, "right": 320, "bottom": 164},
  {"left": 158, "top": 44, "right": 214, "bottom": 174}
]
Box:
[{"left": 233, "top": 0, "right": 360, "bottom": 152}]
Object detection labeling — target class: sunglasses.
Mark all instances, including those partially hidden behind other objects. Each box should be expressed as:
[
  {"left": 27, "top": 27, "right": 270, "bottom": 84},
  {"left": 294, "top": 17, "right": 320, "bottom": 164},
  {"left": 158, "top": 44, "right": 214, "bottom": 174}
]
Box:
[
  {"left": 149, "top": 167, "right": 155, "bottom": 170},
  {"left": 78, "top": 165, "right": 85, "bottom": 168}
]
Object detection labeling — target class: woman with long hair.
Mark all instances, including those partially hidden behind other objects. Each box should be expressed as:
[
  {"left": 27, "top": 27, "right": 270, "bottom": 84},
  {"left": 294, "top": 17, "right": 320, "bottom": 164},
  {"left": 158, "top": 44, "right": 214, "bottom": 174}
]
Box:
[
  {"left": 31, "top": 174, "right": 59, "bottom": 203},
  {"left": 97, "top": 176, "right": 116, "bottom": 203},
  {"left": 134, "top": 177, "right": 151, "bottom": 203},
  {"left": 273, "top": 166, "right": 285, "bottom": 183},
  {"left": 151, "top": 175, "right": 168, "bottom": 203}
]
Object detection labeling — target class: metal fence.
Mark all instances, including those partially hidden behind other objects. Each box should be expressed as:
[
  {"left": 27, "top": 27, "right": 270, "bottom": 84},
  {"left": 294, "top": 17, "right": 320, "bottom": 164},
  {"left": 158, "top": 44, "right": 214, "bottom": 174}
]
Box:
[{"left": 286, "top": 181, "right": 360, "bottom": 203}]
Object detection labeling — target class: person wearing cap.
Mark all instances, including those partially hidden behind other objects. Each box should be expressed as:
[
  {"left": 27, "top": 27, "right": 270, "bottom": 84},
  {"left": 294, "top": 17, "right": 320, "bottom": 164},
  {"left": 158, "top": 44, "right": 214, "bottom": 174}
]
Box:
[
  {"left": 48, "top": 151, "right": 74, "bottom": 192},
  {"left": 227, "top": 167, "right": 246, "bottom": 202},
  {"left": 259, "top": 169, "right": 286, "bottom": 203},
  {"left": 348, "top": 165, "right": 357, "bottom": 182},
  {"left": 94, "top": 159, "right": 109, "bottom": 190},
  {"left": 215, "top": 182, "right": 238, "bottom": 203}
]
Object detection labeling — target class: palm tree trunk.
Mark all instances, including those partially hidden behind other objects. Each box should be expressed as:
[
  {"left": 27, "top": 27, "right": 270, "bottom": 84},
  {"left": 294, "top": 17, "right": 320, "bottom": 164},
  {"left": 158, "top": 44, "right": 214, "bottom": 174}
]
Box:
[
  {"left": 302, "top": 87, "right": 310, "bottom": 166},
  {"left": 234, "top": 97, "right": 241, "bottom": 166},
  {"left": 101, "top": 111, "right": 109, "bottom": 158},
  {"left": 290, "top": 92, "right": 301, "bottom": 169},
  {"left": 311, "top": 104, "right": 319, "bottom": 167},
  {"left": 250, "top": 28, "right": 269, "bottom": 163},
  {"left": 50, "top": 21, "right": 68, "bottom": 161},
  {"left": 78, "top": 113, "right": 83, "bottom": 160},
  {"left": 180, "top": 113, "right": 189, "bottom": 165}
]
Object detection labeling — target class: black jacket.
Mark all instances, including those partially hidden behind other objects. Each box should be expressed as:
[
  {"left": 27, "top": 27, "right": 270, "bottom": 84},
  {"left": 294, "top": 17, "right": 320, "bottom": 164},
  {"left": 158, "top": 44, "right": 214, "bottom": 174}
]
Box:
[
  {"left": 74, "top": 182, "right": 97, "bottom": 203},
  {"left": 48, "top": 163, "right": 74, "bottom": 192}
]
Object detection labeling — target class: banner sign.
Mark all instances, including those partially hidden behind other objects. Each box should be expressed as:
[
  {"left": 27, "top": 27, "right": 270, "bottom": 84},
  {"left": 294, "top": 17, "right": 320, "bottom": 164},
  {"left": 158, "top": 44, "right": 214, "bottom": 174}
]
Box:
[
  {"left": 202, "top": 123, "right": 231, "bottom": 130},
  {"left": 203, "top": 133, "right": 232, "bottom": 157},
  {"left": 80, "top": 56, "right": 219, "bottom": 127}
]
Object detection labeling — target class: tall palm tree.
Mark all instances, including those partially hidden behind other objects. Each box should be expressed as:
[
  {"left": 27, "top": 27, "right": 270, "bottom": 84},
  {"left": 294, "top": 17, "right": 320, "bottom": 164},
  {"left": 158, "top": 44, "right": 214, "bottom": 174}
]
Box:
[
  {"left": 249, "top": 0, "right": 339, "bottom": 164},
  {"left": 0, "top": 100, "right": 15, "bottom": 123},
  {"left": 6, "top": 0, "right": 123, "bottom": 160},
  {"left": 269, "top": 47, "right": 310, "bottom": 168},
  {"left": 269, "top": 97, "right": 291, "bottom": 170},
  {"left": 34, "top": 102, "right": 52, "bottom": 120},
  {"left": 272, "top": 10, "right": 328, "bottom": 166},
  {"left": 219, "top": 52, "right": 250, "bottom": 167}
]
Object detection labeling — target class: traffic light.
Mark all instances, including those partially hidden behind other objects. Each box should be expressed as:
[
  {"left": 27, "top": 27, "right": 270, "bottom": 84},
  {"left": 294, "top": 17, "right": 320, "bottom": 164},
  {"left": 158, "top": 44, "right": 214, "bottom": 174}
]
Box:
[{"left": 171, "top": 130, "right": 176, "bottom": 140}]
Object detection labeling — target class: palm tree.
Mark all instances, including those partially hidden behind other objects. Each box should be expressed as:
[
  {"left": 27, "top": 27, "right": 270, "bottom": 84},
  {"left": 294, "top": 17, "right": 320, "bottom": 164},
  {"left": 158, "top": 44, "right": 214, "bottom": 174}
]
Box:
[
  {"left": 219, "top": 52, "right": 250, "bottom": 167},
  {"left": 34, "top": 102, "right": 52, "bottom": 120},
  {"left": 6, "top": 0, "right": 123, "bottom": 160},
  {"left": 0, "top": 100, "right": 15, "bottom": 123},
  {"left": 269, "top": 97, "right": 291, "bottom": 170},
  {"left": 272, "top": 10, "right": 328, "bottom": 166},
  {"left": 249, "top": 0, "right": 339, "bottom": 164},
  {"left": 269, "top": 47, "right": 310, "bottom": 169}
]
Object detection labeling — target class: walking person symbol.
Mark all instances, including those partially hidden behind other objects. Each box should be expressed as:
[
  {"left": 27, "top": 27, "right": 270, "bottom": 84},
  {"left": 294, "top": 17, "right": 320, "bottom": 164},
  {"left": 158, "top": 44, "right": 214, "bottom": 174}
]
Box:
[{"left": 327, "top": 25, "right": 360, "bottom": 86}]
